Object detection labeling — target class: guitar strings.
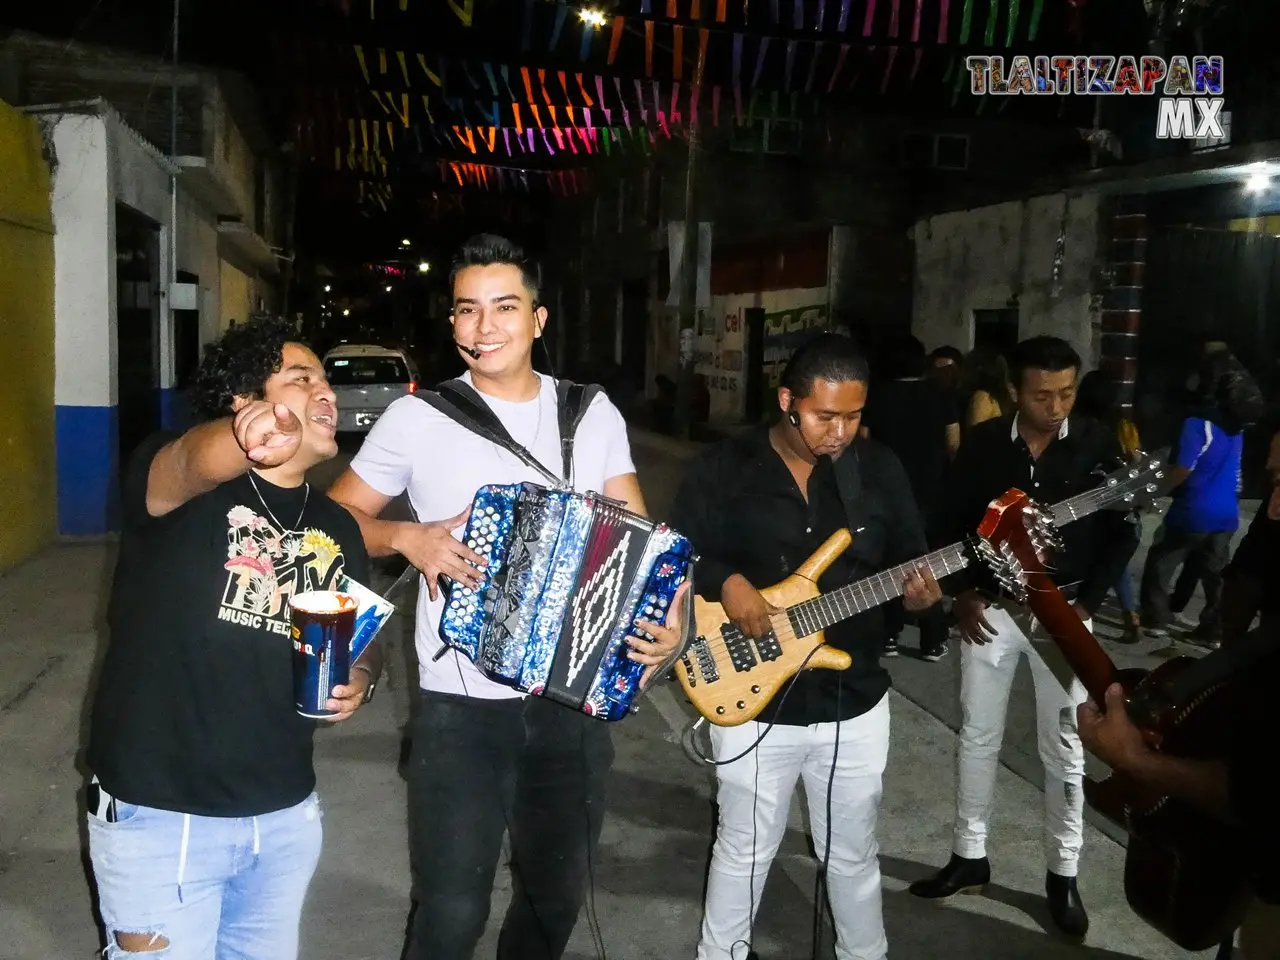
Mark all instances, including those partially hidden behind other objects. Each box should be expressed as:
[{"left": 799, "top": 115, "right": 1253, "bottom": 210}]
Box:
[{"left": 686, "top": 469, "right": 1152, "bottom": 682}]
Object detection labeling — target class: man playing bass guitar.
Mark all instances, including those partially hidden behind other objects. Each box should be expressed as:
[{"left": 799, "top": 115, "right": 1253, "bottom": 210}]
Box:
[
  {"left": 909, "top": 336, "right": 1139, "bottom": 938},
  {"left": 670, "top": 333, "right": 942, "bottom": 960}
]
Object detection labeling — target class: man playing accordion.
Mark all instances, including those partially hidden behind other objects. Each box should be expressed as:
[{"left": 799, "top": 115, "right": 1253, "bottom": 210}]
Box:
[{"left": 329, "top": 234, "right": 685, "bottom": 960}]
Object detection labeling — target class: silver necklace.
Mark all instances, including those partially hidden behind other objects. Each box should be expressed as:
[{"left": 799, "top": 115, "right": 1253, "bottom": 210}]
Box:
[
  {"left": 248, "top": 471, "right": 310, "bottom": 533},
  {"left": 491, "top": 378, "right": 544, "bottom": 468}
]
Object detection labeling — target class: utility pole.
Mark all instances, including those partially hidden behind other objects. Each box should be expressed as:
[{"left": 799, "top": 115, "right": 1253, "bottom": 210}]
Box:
[{"left": 674, "top": 37, "right": 707, "bottom": 440}]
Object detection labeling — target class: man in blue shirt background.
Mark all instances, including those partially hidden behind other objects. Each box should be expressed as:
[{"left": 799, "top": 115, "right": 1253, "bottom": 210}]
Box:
[{"left": 1141, "top": 350, "right": 1261, "bottom": 647}]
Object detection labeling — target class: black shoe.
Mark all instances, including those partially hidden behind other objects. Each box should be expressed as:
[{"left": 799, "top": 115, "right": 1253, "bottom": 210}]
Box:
[
  {"left": 922, "top": 642, "right": 949, "bottom": 662},
  {"left": 883, "top": 636, "right": 899, "bottom": 658},
  {"left": 908, "top": 854, "right": 990, "bottom": 899},
  {"left": 1046, "top": 872, "right": 1089, "bottom": 939}
]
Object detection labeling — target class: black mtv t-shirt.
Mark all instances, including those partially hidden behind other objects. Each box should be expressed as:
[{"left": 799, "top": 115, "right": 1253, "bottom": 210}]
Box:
[{"left": 87, "top": 433, "right": 370, "bottom": 817}]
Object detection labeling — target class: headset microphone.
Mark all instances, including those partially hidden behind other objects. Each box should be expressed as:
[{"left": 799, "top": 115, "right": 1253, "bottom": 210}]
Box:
[
  {"left": 788, "top": 410, "right": 801, "bottom": 428},
  {"left": 454, "top": 339, "right": 482, "bottom": 359}
]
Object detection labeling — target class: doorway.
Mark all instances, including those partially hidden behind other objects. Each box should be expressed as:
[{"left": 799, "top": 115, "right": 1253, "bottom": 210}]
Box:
[
  {"left": 116, "top": 204, "right": 161, "bottom": 471},
  {"left": 973, "top": 307, "right": 1020, "bottom": 358}
]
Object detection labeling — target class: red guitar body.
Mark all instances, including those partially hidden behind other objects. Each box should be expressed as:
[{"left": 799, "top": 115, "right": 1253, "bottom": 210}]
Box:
[{"left": 978, "top": 490, "right": 1250, "bottom": 952}]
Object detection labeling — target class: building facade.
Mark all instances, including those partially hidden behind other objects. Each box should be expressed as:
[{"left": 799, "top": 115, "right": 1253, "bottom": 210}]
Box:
[
  {"left": 0, "top": 97, "right": 55, "bottom": 573},
  {"left": 1, "top": 32, "right": 286, "bottom": 538}
]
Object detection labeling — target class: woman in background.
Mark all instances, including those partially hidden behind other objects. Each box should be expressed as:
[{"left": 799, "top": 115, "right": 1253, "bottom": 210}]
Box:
[{"left": 957, "top": 348, "right": 1014, "bottom": 432}]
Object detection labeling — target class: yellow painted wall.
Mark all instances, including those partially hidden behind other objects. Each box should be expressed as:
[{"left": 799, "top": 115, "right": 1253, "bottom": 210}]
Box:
[
  {"left": 219, "top": 259, "right": 254, "bottom": 331},
  {"left": 0, "top": 99, "right": 55, "bottom": 573}
]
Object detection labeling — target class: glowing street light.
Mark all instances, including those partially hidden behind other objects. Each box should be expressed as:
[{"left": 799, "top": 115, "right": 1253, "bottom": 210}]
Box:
[
  {"left": 343, "top": 308, "right": 350, "bottom": 316},
  {"left": 579, "top": 7, "right": 607, "bottom": 27},
  {"left": 386, "top": 285, "right": 393, "bottom": 292},
  {"left": 418, "top": 261, "right": 431, "bottom": 273},
  {"left": 324, "top": 284, "right": 331, "bottom": 292},
  {"left": 401, "top": 238, "right": 412, "bottom": 247}
]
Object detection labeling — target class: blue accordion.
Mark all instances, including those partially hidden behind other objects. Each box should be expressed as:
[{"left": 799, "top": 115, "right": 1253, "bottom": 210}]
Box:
[{"left": 440, "top": 483, "right": 695, "bottom": 720}]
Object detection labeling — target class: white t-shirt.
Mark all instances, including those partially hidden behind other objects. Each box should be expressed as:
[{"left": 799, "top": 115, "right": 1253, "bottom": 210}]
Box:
[{"left": 349, "top": 373, "right": 637, "bottom": 698}]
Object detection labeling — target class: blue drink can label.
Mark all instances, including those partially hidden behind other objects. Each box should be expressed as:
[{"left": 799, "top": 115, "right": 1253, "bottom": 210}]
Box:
[{"left": 290, "top": 591, "right": 357, "bottom": 718}]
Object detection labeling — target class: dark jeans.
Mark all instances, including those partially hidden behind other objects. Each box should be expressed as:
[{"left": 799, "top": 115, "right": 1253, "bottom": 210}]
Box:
[
  {"left": 884, "top": 597, "right": 948, "bottom": 652},
  {"left": 404, "top": 690, "right": 614, "bottom": 960},
  {"left": 1140, "top": 523, "right": 1233, "bottom": 634}
]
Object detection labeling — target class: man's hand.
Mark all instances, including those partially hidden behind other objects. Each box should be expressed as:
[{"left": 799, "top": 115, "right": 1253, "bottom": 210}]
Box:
[
  {"left": 233, "top": 401, "right": 303, "bottom": 466},
  {"left": 628, "top": 582, "right": 691, "bottom": 688},
  {"left": 323, "top": 668, "right": 372, "bottom": 722},
  {"left": 1077, "top": 682, "right": 1147, "bottom": 771},
  {"left": 902, "top": 566, "right": 943, "bottom": 612},
  {"left": 391, "top": 509, "right": 487, "bottom": 600},
  {"left": 955, "top": 589, "right": 998, "bottom": 645},
  {"left": 720, "top": 574, "right": 779, "bottom": 639}
]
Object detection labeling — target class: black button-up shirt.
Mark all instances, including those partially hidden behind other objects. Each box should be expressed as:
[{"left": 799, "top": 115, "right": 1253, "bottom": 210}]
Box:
[
  {"left": 932, "top": 414, "right": 1139, "bottom": 613},
  {"left": 670, "top": 428, "right": 928, "bottom": 725}
]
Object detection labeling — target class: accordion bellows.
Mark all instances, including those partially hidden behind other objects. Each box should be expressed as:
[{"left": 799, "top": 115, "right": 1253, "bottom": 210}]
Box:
[{"left": 441, "top": 483, "right": 695, "bottom": 720}]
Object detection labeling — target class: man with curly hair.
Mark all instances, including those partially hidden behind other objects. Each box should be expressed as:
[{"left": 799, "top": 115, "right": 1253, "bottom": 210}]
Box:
[{"left": 84, "top": 314, "right": 381, "bottom": 959}]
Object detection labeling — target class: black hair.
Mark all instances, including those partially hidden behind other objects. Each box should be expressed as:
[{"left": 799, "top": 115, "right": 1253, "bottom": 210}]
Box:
[
  {"left": 928, "top": 345, "right": 964, "bottom": 366},
  {"left": 1075, "top": 369, "right": 1121, "bottom": 425},
  {"left": 958, "top": 347, "right": 1012, "bottom": 415},
  {"left": 1193, "top": 349, "right": 1264, "bottom": 435},
  {"left": 779, "top": 331, "right": 870, "bottom": 398},
  {"left": 876, "top": 332, "right": 927, "bottom": 380},
  {"left": 191, "top": 315, "right": 299, "bottom": 422},
  {"left": 1010, "top": 335, "right": 1081, "bottom": 388},
  {"left": 449, "top": 233, "right": 542, "bottom": 303}
]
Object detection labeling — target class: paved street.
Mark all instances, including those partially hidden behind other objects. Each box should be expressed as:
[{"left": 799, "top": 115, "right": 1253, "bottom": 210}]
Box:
[{"left": 0, "top": 429, "right": 1239, "bottom": 960}]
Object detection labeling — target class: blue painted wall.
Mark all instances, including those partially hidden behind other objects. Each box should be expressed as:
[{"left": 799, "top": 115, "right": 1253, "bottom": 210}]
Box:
[{"left": 55, "top": 405, "right": 119, "bottom": 536}]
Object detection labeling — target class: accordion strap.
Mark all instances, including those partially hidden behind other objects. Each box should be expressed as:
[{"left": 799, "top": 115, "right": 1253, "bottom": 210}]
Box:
[
  {"left": 417, "top": 378, "right": 602, "bottom": 487},
  {"left": 555, "top": 380, "right": 603, "bottom": 480}
]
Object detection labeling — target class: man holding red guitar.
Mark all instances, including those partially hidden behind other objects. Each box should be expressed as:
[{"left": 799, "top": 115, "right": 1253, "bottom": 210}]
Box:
[
  {"left": 909, "top": 337, "right": 1139, "bottom": 938},
  {"left": 1079, "top": 642, "right": 1280, "bottom": 958}
]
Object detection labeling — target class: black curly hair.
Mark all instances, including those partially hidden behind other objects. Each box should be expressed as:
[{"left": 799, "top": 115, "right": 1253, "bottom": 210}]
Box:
[{"left": 191, "top": 315, "right": 300, "bottom": 422}]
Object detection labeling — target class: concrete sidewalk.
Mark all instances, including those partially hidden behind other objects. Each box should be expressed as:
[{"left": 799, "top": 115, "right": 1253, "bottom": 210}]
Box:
[{"left": 0, "top": 434, "right": 1227, "bottom": 959}]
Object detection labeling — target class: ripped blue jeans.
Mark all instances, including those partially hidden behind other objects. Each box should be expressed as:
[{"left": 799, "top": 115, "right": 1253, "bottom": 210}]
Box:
[{"left": 87, "top": 785, "right": 322, "bottom": 959}]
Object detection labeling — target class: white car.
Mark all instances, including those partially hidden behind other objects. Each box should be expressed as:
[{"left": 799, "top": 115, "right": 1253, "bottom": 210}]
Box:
[{"left": 323, "top": 344, "right": 420, "bottom": 433}]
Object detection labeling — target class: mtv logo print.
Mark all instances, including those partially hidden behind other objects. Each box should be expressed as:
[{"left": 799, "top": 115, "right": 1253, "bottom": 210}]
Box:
[{"left": 220, "top": 505, "right": 346, "bottom": 626}]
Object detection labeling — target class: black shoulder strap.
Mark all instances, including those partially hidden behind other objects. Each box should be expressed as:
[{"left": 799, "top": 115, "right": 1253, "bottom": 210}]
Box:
[
  {"left": 831, "top": 442, "right": 872, "bottom": 559},
  {"left": 416, "top": 379, "right": 562, "bottom": 486},
  {"left": 555, "top": 380, "right": 604, "bottom": 480}
]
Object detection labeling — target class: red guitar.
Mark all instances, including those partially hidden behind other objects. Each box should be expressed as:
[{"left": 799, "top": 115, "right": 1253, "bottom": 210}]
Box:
[{"left": 976, "top": 483, "right": 1250, "bottom": 952}]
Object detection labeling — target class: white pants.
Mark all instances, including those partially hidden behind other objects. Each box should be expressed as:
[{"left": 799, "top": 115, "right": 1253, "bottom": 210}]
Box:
[
  {"left": 954, "top": 605, "right": 1088, "bottom": 877},
  {"left": 697, "top": 694, "right": 891, "bottom": 960}
]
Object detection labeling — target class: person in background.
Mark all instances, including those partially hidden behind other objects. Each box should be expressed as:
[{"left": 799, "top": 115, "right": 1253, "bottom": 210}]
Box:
[
  {"left": 1074, "top": 370, "right": 1144, "bottom": 641},
  {"left": 1217, "top": 428, "right": 1280, "bottom": 647},
  {"left": 863, "top": 333, "right": 960, "bottom": 660},
  {"left": 928, "top": 345, "right": 965, "bottom": 398},
  {"left": 957, "top": 348, "right": 1014, "bottom": 433},
  {"left": 1140, "top": 350, "right": 1262, "bottom": 650}
]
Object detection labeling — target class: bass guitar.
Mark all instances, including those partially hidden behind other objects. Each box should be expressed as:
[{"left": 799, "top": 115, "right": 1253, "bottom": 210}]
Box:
[
  {"left": 974, "top": 480, "right": 1251, "bottom": 952},
  {"left": 677, "top": 458, "right": 1165, "bottom": 727}
]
